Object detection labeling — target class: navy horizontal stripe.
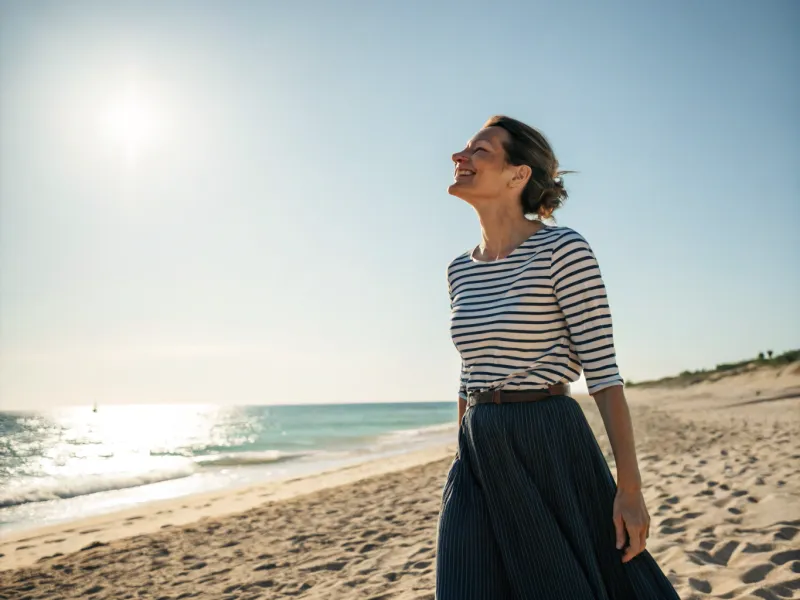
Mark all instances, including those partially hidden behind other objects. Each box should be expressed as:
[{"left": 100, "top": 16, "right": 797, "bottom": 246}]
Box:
[
  {"left": 452, "top": 273, "right": 551, "bottom": 297},
  {"left": 458, "top": 337, "right": 568, "bottom": 351},
  {"left": 557, "top": 282, "right": 607, "bottom": 304},
  {"left": 450, "top": 317, "right": 567, "bottom": 330},
  {"left": 451, "top": 326, "right": 568, "bottom": 340},
  {"left": 456, "top": 301, "right": 561, "bottom": 314},
  {"left": 448, "top": 226, "right": 623, "bottom": 397}
]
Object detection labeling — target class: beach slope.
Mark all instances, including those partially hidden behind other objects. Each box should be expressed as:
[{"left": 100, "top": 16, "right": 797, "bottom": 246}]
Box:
[{"left": 2, "top": 363, "right": 798, "bottom": 599}]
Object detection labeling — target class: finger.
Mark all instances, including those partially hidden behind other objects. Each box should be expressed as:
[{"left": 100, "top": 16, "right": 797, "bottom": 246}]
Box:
[
  {"left": 613, "top": 513, "right": 626, "bottom": 550},
  {"left": 622, "top": 523, "right": 642, "bottom": 563},
  {"left": 622, "top": 539, "right": 641, "bottom": 563}
]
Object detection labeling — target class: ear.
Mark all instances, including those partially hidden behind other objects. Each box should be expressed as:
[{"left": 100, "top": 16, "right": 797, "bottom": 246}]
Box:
[{"left": 508, "top": 164, "right": 532, "bottom": 189}]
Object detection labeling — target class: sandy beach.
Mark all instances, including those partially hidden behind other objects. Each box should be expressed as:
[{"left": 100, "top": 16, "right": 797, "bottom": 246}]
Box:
[{"left": 2, "top": 363, "right": 798, "bottom": 600}]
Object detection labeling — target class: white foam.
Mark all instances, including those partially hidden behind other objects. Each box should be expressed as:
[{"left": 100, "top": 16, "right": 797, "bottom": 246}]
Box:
[
  {"left": 193, "top": 450, "right": 308, "bottom": 467},
  {"left": 0, "top": 465, "right": 198, "bottom": 508}
]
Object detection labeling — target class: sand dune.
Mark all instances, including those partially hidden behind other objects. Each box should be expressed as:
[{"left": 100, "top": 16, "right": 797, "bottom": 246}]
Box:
[{"left": 1, "top": 364, "right": 798, "bottom": 599}]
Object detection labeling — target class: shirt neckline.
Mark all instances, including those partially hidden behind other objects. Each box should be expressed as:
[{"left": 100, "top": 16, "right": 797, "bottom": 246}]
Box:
[{"left": 469, "top": 225, "right": 552, "bottom": 264}]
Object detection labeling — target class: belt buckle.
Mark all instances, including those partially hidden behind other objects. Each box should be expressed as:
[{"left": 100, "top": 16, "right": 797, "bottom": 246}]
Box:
[{"left": 492, "top": 389, "right": 501, "bottom": 405}]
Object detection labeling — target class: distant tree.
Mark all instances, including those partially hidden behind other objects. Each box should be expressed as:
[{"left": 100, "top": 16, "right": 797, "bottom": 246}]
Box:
[
  {"left": 767, "top": 350, "right": 773, "bottom": 359},
  {"left": 758, "top": 352, "right": 765, "bottom": 361}
]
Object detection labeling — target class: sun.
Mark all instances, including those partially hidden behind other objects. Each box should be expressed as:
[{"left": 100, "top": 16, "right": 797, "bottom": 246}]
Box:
[{"left": 101, "top": 83, "right": 162, "bottom": 163}]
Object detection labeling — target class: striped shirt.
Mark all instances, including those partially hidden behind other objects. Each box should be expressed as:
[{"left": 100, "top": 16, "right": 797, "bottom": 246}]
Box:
[{"left": 448, "top": 226, "right": 623, "bottom": 398}]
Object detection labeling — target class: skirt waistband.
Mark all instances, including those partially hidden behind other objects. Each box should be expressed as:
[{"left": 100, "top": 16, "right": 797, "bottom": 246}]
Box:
[{"left": 466, "top": 383, "right": 570, "bottom": 408}]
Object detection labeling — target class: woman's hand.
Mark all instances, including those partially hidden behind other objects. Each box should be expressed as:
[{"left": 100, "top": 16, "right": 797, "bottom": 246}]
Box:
[{"left": 613, "top": 487, "right": 650, "bottom": 563}]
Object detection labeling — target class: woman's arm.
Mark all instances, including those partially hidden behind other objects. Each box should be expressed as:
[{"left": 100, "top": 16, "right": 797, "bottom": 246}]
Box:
[
  {"left": 548, "top": 230, "right": 647, "bottom": 562},
  {"left": 458, "top": 397, "right": 466, "bottom": 424},
  {"left": 593, "top": 384, "right": 641, "bottom": 492},
  {"left": 594, "top": 384, "right": 649, "bottom": 563}
]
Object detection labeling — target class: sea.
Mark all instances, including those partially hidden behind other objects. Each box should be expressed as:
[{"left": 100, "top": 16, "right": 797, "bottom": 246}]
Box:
[{"left": 0, "top": 403, "right": 456, "bottom": 535}]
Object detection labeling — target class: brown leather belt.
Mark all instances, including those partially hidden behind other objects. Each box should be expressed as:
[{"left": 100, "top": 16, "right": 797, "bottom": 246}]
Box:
[{"left": 466, "top": 383, "right": 570, "bottom": 407}]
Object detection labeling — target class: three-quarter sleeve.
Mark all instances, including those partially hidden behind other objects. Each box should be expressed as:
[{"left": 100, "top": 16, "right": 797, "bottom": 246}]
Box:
[
  {"left": 458, "top": 361, "right": 468, "bottom": 401},
  {"left": 549, "top": 231, "right": 624, "bottom": 395}
]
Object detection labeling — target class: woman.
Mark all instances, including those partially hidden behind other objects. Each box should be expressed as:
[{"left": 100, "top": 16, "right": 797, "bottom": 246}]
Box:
[{"left": 435, "top": 116, "right": 680, "bottom": 599}]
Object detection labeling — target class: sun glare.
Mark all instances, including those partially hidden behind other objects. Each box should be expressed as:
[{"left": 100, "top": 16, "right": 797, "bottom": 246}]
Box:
[{"left": 101, "top": 83, "right": 162, "bottom": 163}]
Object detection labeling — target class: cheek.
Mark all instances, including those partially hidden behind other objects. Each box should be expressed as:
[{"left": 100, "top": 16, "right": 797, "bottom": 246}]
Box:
[{"left": 474, "top": 157, "right": 505, "bottom": 187}]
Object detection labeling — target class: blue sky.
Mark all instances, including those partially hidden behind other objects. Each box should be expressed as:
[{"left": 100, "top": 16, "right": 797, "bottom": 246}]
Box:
[{"left": 1, "top": 0, "right": 798, "bottom": 408}]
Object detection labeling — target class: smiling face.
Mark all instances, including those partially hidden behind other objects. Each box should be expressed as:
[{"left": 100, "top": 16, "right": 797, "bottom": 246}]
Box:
[{"left": 448, "top": 126, "right": 529, "bottom": 206}]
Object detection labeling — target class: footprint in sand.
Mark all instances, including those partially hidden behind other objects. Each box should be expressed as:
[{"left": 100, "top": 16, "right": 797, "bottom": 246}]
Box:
[
  {"left": 710, "top": 541, "right": 739, "bottom": 566},
  {"left": 743, "top": 542, "right": 774, "bottom": 553},
  {"left": 741, "top": 563, "right": 774, "bottom": 584},
  {"left": 774, "top": 525, "right": 798, "bottom": 541},
  {"left": 688, "top": 578, "right": 711, "bottom": 593},
  {"left": 659, "top": 524, "right": 687, "bottom": 535},
  {"left": 771, "top": 549, "right": 800, "bottom": 565},
  {"left": 698, "top": 540, "right": 715, "bottom": 551},
  {"left": 37, "top": 552, "right": 64, "bottom": 563},
  {"left": 360, "top": 529, "right": 379, "bottom": 538},
  {"left": 303, "top": 560, "right": 348, "bottom": 572},
  {"left": 688, "top": 541, "right": 741, "bottom": 568}
]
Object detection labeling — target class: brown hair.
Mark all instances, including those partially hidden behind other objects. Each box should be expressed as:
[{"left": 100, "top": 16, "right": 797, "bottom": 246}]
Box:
[{"left": 483, "top": 115, "right": 569, "bottom": 219}]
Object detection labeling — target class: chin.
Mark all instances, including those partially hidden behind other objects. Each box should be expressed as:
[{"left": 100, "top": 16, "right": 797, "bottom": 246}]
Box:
[{"left": 448, "top": 181, "right": 469, "bottom": 199}]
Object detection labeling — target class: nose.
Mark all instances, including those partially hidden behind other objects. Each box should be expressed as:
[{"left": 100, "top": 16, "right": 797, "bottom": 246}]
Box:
[{"left": 452, "top": 150, "right": 468, "bottom": 164}]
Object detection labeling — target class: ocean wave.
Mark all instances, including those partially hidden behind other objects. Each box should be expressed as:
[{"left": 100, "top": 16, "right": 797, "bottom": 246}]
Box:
[
  {"left": 0, "top": 450, "right": 311, "bottom": 509},
  {"left": 0, "top": 465, "right": 197, "bottom": 508},
  {"left": 377, "top": 423, "right": 456, "bottom": 444},
  {"left": 365, "top": 422, "right": 456, "bottom": 454},
  {"left": 193, "top": 450, "right": 308, "bottom": 467},
  {"left": 377, "top": 422, "right": 457, "bottom": 440}
]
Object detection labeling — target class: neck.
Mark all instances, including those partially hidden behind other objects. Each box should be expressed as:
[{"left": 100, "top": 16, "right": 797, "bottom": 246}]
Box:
[{"left": 474, "top": 204, "right": 544, "bottom": 261}]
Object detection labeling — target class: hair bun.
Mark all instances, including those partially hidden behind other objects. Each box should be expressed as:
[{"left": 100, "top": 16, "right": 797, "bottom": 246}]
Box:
[{"left": 483, "top": 115, "right": 572, "bottom": 220}]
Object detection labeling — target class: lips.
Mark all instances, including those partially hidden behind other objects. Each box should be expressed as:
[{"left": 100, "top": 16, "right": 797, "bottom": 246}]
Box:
[{"left": 454, "top": 168, "right": 475, "bottom": 180}]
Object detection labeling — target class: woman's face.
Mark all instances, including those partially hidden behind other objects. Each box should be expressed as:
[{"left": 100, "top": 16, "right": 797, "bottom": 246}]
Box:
[{"left": 448, "top": 126, "right": 517, "bottom": 202}]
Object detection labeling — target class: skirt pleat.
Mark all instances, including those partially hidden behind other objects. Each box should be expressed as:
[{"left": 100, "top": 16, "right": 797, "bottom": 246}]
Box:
[{"left": 435, "top": 395, "right": 681, "bottom": 600}]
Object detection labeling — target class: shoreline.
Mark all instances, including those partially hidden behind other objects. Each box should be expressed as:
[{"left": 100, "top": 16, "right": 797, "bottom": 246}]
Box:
[
  {"left": 0, "top": 406, "right": 458, "bottom": 541},
  {"left": 0, "top": 441, "right": 456, "bottom": 571}
]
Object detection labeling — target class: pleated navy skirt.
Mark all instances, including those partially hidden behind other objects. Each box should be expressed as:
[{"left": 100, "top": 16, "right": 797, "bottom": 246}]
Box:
[{"left": 435, "top": 395, "right": 681, "bottom": 600}]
